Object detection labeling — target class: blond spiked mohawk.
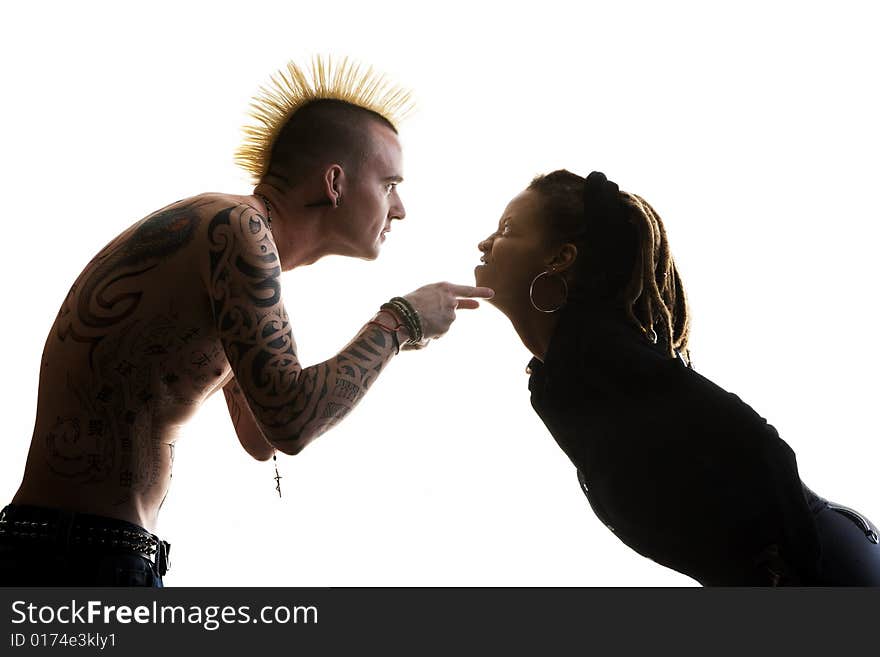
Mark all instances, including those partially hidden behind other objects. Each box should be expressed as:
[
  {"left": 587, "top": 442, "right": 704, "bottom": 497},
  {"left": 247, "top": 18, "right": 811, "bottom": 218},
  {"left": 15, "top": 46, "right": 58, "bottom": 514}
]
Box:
[{"left": 235, "top": 55, "right": 415, "bottom": 183}]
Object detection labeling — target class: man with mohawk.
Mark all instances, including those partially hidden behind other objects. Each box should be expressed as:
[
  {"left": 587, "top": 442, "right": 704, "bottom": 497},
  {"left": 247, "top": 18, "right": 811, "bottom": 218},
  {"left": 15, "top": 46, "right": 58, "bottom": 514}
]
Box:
[{"left": 0, "top": 57, "right": 494, "bottom": 586}]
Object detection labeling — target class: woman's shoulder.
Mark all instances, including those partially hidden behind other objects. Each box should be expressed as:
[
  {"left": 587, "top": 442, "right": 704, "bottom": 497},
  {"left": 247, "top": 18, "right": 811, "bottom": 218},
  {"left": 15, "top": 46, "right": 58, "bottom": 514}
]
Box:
[
  {"left": 542, "top": 314, "right": 785, "bottom": 432},
  {"left": 538, "top": 307, "right": 674, "bottom": 391}
]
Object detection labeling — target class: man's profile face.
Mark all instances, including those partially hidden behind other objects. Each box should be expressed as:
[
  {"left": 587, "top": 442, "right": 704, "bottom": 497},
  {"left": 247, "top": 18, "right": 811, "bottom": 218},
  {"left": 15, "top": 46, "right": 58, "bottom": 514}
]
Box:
[{"left": 336, "top": 121, "right": 406, "bottom": 260}]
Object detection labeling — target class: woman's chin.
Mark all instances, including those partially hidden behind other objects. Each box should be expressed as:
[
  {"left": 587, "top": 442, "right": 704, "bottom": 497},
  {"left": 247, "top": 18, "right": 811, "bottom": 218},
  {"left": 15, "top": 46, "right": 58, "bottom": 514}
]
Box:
[
  {"left": 474, "top": 267, "right": 502, "bottom": 306},
  {"left": 475, "top": 266, "right": 497, "bottom": 292}
]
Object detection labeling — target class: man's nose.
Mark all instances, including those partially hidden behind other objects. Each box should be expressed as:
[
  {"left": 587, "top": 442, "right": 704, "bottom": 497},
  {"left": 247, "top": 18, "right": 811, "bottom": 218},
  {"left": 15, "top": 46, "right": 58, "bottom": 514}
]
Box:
[{"left": 391, "top": 199, "right": 406, "bottom": 221}]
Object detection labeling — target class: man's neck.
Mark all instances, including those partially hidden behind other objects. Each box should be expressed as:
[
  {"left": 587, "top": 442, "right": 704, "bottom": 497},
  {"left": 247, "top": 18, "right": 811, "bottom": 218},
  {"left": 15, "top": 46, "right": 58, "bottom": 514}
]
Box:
[{"left": 251, "top": 187, "right": 334, "bottom": 271}]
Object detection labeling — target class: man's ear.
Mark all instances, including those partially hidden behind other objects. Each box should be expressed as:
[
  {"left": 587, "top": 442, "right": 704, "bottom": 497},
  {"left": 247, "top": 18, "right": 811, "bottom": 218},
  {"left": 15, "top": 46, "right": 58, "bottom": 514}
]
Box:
[
  {"left": 549, "top": 243, "right": 578, "bottom": 273},
  {"left": 322, "top": 164, "right": 345, "bottom": 207}
]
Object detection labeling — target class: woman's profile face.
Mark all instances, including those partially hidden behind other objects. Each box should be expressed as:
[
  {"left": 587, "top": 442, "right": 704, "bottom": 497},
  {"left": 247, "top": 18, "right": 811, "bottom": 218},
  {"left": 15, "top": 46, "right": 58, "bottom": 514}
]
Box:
[{"left": 475, "top": 189, "right": 555, "bottom": 309}]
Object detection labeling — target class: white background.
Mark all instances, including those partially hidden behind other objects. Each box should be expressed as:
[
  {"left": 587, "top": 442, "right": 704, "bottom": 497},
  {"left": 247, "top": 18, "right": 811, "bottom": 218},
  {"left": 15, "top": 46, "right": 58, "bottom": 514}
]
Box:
[{"left": 1, "top": 1, "right": 878, "bottom": 586}]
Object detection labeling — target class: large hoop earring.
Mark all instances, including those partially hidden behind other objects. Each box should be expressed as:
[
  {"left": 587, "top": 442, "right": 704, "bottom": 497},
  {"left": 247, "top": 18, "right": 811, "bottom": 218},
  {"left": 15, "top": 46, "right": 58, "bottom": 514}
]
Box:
[{"left": 529, "top": 270, "right": 568, "bottom": 313}]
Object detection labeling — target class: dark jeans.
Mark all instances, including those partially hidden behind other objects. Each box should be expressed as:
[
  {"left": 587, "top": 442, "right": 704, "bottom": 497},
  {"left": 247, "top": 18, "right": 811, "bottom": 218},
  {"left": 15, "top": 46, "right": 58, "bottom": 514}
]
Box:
[
  {"left": 577, "top": 471, "right": 880, "bottom": 586},
  {"left": 0, "top": 504, "right": 167, "bottom": 587},
  {"left": 803, "top": 486, "right": 880, "bottom": 586}
]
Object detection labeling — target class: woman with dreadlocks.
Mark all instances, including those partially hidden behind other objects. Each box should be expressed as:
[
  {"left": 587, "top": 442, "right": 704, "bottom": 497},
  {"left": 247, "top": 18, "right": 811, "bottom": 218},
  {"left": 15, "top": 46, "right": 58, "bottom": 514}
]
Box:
[{"left": 475, "top": 170, "right": 880, "bottom": 586}]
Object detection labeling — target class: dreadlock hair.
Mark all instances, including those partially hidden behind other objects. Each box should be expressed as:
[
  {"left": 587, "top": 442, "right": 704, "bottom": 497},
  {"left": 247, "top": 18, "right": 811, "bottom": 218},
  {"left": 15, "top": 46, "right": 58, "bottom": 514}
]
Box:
[
  {"left": 235, "top": 55, "right": 415, "bottom": 186},
  {"left": 527, "top": 169, "right": 691, "bottom": 362}
]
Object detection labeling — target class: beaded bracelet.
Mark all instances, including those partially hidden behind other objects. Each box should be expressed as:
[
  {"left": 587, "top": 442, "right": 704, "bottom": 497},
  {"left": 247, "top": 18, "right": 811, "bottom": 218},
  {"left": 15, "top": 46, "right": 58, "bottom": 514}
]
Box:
[
  {"left": 392, "top": 306, "right": 422, "bottom": 343},
  {"left": 387, "top": 297, "right": 423, "bottom": 342},
  {"left": 381, "top": 302, "right": 407, "bottom": 332},
  {"left": 376, "top": 305, "right": 410, "bottom": 338},
  {"left": 379, "top": 305, "right": 413, "bottom": 345},
  {"left": 380, "top": 300, "right": 423, "bottom": 344}
]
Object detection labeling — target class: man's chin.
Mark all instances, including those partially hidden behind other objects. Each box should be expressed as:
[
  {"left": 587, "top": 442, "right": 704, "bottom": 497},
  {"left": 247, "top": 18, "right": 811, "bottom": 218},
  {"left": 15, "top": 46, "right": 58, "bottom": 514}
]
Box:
[{"left": 359, "top": 241, "right": 381, "bottom": 261}]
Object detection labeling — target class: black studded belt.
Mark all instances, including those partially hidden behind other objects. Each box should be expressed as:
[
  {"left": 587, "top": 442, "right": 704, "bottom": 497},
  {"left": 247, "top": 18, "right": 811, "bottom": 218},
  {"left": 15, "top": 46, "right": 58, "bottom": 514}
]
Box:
[{"left": 0, "top": 504, "right": 171, "bottom": 576}]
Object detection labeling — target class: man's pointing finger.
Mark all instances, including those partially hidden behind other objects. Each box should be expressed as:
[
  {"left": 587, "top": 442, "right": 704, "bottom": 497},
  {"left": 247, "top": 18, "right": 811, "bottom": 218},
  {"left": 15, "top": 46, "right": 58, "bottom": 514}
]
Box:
[{"left": 449, "top": 285, "right": 494, "bottom": 298}]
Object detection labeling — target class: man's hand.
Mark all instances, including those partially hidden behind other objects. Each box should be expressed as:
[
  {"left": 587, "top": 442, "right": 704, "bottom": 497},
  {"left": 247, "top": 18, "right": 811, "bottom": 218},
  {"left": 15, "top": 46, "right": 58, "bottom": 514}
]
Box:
[{"left": 399, "top": 282, "right": 494, "bottom": 348}]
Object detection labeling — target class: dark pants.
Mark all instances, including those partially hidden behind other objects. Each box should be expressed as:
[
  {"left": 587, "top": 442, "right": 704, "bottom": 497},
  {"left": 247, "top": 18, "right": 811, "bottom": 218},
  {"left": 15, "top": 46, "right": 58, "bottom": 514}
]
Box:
[
  {"left": 577, "top": 471, "right": 880, "bottom": 586},
  {"left": 0, "top": 504, "right": 168, "bottom": 587},
  {"left": 802, "top": 486, "right": 880, "bottom": 586}
]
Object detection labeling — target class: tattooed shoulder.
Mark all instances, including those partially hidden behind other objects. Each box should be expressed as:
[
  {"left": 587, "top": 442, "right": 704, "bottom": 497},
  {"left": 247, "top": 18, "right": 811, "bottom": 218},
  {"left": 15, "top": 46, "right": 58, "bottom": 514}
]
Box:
[{"left": 55, "top": 197, "right": 216, "bottom": 365}]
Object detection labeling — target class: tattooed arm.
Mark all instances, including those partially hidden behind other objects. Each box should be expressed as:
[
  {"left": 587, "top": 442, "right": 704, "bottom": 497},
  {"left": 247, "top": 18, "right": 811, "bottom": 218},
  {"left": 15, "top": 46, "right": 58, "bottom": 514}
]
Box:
[
  {"left": 207, "top": 204, "right": 409, "bottom": 455},
  {"left": 221, "top": 379, "right": 275, "bottom": 461}
]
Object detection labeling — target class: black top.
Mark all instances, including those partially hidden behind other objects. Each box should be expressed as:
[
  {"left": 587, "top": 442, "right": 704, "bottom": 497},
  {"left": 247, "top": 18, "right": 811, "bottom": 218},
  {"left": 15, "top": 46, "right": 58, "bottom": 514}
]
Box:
[{"left": 527, "top": 302, "right": 822, "bottom": 585}]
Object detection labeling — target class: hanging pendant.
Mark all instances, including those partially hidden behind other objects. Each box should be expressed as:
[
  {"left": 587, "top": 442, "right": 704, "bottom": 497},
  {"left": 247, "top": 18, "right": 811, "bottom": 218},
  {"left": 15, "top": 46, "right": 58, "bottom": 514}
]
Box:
[{"left": 273, "top": 453, "right": 282, "bottom": 498}]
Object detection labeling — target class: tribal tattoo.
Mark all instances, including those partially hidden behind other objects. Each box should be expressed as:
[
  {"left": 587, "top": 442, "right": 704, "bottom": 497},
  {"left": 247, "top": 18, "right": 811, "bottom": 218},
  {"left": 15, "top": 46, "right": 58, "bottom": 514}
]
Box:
[
  {"left": 56, "top": 198, "right": 212, "bottom": 367},
  {"left": 207, "top": 204, "right": 398, "bottom": 451}
]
